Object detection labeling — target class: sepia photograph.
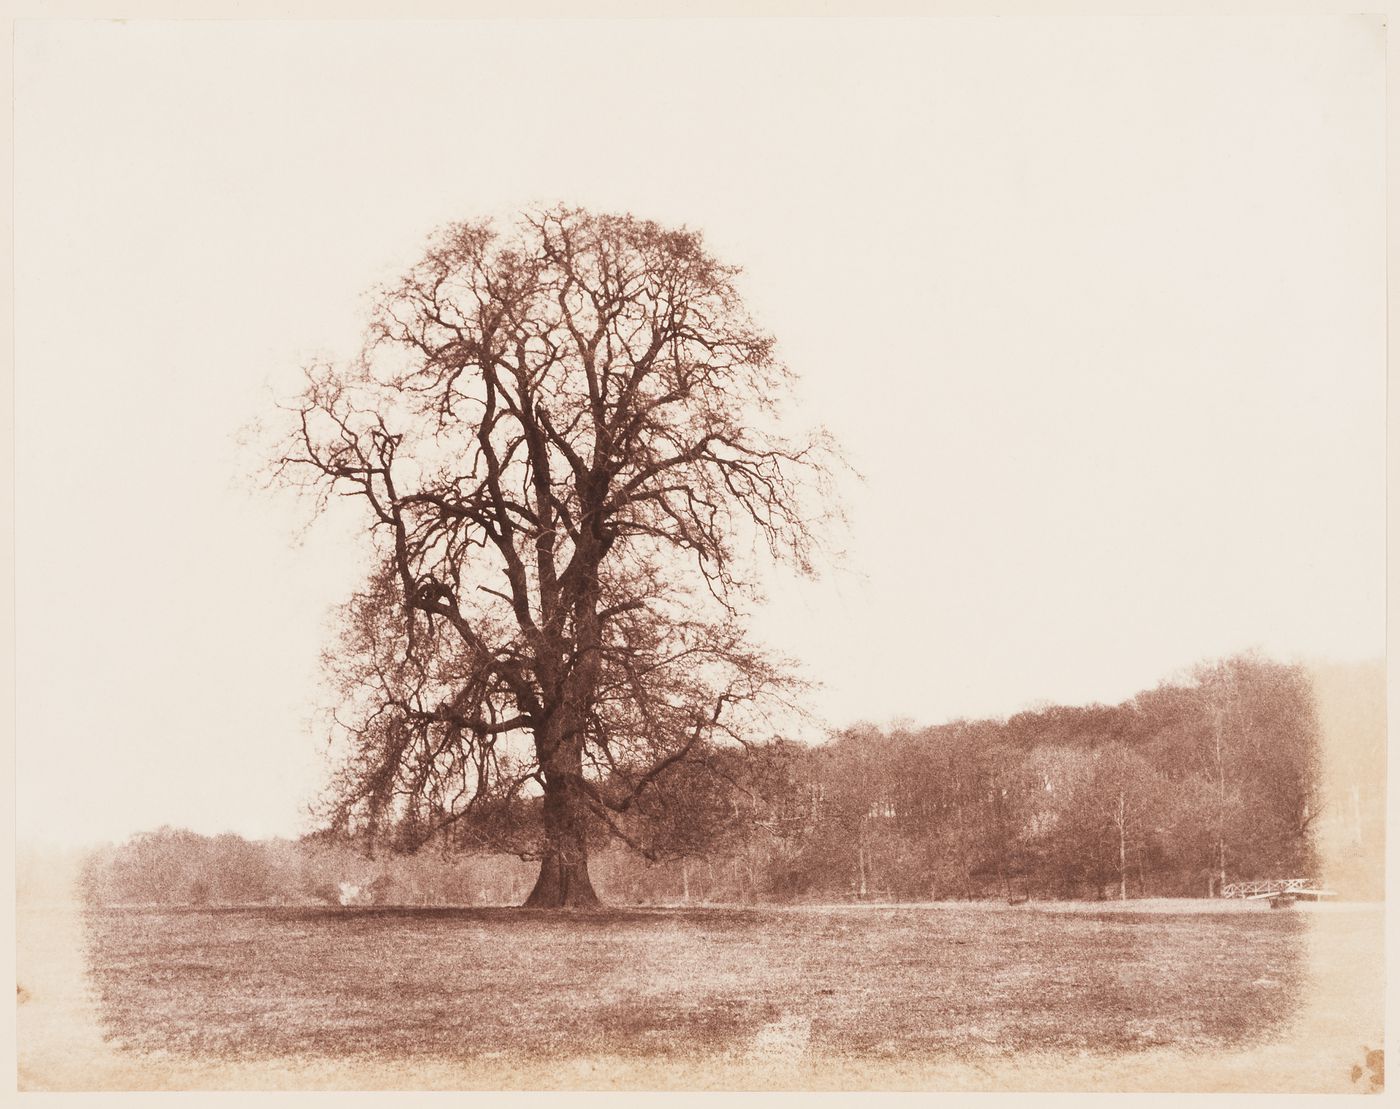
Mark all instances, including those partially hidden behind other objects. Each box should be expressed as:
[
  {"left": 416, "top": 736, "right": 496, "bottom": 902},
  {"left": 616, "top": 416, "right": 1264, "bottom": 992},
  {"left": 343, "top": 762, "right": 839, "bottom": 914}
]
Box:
[{"left": 11, "top": 9, "right": 1388, "bottom": 1095}]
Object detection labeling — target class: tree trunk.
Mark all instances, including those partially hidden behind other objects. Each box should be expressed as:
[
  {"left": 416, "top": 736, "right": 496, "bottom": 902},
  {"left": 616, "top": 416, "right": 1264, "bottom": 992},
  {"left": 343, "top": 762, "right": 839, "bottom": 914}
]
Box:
[
  {"left": 1212, "top": 705, "right": 1227, "bottom": 896},
  {"left": 1117, "top": 793, "right": 1127, "bottom": 902},
  {"left": 523, "top": 762, "right": 600, "bottom": 909}
]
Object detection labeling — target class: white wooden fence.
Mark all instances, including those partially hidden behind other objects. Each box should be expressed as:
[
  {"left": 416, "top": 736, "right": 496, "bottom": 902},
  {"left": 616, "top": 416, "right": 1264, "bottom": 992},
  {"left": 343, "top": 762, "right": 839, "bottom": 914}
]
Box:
[{"left": 1220, "top": 877, "right": 1314, "bottom": 899}]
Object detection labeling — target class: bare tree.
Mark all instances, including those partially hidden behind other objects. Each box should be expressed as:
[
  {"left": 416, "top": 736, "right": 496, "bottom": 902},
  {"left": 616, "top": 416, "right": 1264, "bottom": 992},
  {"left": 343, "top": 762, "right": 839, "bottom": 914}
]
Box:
[
  {"left": 1091, "top": 744, "right": 1161, "bottom": 901},
  {"left": 271, "top": 207, "right": 838, "bottom": 907}
]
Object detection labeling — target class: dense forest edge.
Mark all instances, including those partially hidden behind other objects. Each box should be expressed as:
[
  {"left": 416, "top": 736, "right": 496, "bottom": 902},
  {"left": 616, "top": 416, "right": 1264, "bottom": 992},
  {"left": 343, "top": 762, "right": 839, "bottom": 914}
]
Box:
[{"left": 50, "top": 654, "right": 1384, "bottom": 908}]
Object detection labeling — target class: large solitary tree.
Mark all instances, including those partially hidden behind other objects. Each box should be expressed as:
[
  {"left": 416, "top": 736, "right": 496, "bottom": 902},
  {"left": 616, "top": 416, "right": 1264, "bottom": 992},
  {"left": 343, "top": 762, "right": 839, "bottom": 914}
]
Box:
[{"left": 273, "top": 207, "right": 837, "bottom": 907}]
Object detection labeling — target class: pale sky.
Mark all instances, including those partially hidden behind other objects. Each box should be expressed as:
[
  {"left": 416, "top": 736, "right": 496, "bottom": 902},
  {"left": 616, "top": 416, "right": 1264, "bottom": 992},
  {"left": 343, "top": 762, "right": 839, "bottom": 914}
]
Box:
[{"left": 14, "top": 17, "right": 1386, "bottom": 846}]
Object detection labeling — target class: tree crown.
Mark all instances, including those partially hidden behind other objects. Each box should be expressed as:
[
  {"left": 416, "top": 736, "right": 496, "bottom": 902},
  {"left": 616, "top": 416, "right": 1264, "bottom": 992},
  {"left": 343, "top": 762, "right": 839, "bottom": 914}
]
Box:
[{"left": 272, "top": 206, "right": 840, "bottom": 857}]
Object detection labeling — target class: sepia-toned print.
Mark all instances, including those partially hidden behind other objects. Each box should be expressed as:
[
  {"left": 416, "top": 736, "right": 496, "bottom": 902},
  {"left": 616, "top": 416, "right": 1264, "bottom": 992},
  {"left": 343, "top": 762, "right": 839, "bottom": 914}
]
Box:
[{"left": 13, "top": 13, "right": 1386, "bottom": 1094}]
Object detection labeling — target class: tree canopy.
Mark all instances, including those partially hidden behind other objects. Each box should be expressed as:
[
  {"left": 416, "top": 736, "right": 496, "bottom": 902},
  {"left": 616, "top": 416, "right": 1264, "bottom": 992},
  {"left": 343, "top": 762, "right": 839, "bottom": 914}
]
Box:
[{"left": 273, "top": 206, "right": 838, "bottom": 906}]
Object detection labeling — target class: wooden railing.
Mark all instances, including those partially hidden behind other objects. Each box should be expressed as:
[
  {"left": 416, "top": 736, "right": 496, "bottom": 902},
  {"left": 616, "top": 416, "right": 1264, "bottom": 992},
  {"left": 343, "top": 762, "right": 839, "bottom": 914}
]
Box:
[{"left": 1221, "top": 878, "right": 1314, "bottom": 899}]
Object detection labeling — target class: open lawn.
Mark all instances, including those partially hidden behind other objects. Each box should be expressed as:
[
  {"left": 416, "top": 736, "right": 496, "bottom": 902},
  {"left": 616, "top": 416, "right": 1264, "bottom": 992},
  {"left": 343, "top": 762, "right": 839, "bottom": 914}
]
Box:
[{"left": 17, "top": 897, "right": 1385, "bottom": 1091}]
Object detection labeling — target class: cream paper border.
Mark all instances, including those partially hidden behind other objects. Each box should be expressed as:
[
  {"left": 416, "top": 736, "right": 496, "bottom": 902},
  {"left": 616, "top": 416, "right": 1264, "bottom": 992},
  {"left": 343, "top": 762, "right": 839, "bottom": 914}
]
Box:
[{"left": 4, "top": 2, "right": 1392, "bottom": 1106}]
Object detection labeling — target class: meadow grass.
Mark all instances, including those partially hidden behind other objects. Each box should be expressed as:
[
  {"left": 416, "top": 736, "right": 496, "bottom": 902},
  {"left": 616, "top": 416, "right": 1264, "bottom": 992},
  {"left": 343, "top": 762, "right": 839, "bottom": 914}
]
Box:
[
  {"left": 82, "top": 902, "right": 1314, "bottom": 1058},
  {"left": 18, "top": 898, "right": 1384, "bottom": 1091}
]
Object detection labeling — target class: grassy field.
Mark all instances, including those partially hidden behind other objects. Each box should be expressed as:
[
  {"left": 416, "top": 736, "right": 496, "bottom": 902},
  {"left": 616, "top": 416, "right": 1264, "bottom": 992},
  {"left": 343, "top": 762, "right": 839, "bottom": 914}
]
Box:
[{"left": 17, "top": 897, "right": 1386, "bottom": 1091}]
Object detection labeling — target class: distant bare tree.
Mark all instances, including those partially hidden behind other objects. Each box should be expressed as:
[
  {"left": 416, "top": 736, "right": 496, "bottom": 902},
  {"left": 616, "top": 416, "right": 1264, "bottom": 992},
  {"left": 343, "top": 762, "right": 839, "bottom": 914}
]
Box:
[
  {"left": 1091, "top": 744, "right": 1162, "bottom": 900},
  {"left": 272, "top": 207, "right": 838, "bottom": 907}
]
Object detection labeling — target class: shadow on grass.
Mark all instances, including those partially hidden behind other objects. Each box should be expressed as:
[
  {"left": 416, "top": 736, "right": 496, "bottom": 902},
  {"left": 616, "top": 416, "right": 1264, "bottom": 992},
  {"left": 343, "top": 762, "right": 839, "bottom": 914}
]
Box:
[{"left": 124, "top": 904, "right": 772, "bottom": 928}]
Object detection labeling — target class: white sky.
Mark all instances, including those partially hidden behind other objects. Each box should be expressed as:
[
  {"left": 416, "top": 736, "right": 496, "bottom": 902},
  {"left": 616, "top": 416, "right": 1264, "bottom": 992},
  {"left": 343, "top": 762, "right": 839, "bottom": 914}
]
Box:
[{"left": 14, "top": 17, "right": 1386, "bottom": 846}]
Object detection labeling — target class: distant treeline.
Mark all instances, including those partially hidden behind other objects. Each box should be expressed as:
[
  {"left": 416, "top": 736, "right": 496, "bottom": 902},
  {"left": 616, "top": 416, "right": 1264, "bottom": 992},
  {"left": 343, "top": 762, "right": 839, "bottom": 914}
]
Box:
[
  {"left": 608, "top": 655, "right": 1380, "bottom": 903},
  {"left": 79, "top": 827, "right": 539, "bottom": 908},
  {"left": 80, "top": 655, "right": 1383, "bottom": 906}
]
